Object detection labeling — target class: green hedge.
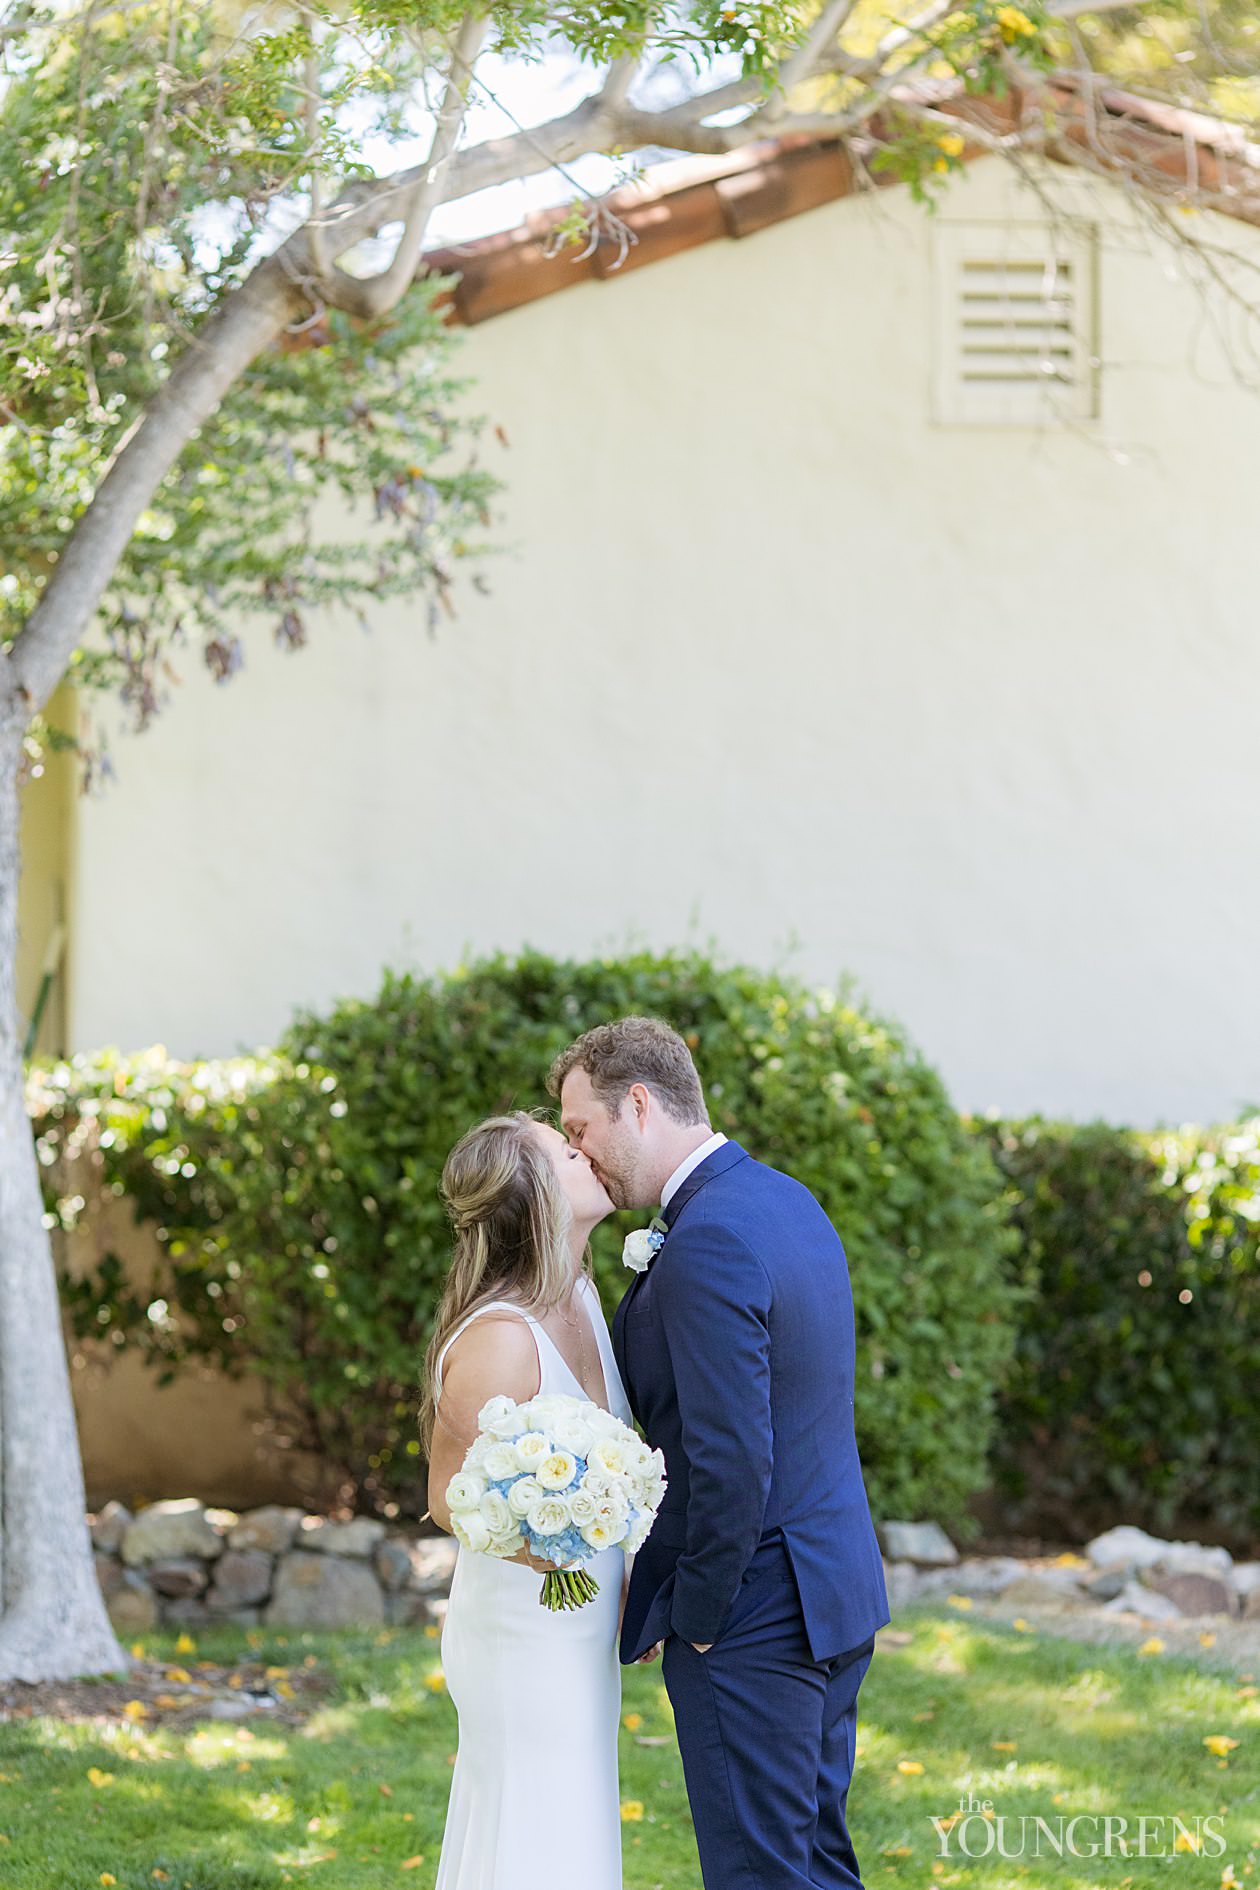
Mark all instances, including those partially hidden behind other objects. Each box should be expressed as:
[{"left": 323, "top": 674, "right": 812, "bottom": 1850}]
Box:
[
  {"left": 31, "top": 950, "right": 1020, "bottom": 1529},
  {"left": 979, "top": 1116, "right": 1260, "bottom": 1544}
]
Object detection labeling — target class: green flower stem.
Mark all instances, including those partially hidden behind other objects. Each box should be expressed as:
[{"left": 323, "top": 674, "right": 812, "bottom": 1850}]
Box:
[{"left": 540, "top": 1565, "right": 600, "bottom": 1610}]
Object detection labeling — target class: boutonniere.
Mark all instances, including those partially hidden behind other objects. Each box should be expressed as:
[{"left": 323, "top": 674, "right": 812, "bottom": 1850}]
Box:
[{"left": 622, "top": 1215, "right": 669, "bottom": 1273}]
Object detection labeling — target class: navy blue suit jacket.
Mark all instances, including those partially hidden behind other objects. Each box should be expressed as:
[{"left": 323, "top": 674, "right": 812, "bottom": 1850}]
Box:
[{"left": 612, "top": 1140, "right": 890, "bottom": 1665}]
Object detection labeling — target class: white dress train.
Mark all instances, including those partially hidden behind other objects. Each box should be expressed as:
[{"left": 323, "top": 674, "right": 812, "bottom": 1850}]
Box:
[{"left": 433, "top": 1273, "right": 634, "bottom": 1890}]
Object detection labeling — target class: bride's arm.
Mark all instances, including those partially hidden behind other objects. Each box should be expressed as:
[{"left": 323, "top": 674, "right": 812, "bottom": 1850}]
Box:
[{"left": 428, "top": 1312, "right": 565, "bottom": 1576}]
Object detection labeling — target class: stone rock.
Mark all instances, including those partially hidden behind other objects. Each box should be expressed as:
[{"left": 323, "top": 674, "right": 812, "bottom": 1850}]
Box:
[
  {"left": 121, "top": 1498, "right": 226, "bottom": 1567},
  {"left": 404, "top": 1536, "right": 459, "bottom": 1596},
  {"left": 1235, "top": 1563, "right": 1260, "bottom": 1602},
  {"left": 148, "top": 1557, "right": 210, "bottom": 1599},
  {"left": 882, "top": 1562, "right": 922, "bottom": 1610},
  {"left": 997, "top": 1571, "right": 1089, "bottom": 1611},
  {"left": 228, "top": 1506, "right": 304, "bottom": 1555},
  {"left": 877, "top": 1521, "right": 958, "bottom": 1567},
  {"left": 94, "top": 1551, "right": 127, "bottom": 1598},
  {"left": 384, "top": 1589, "right": 440, "bottom": 1628},
  {"left": 296, "top": 1515, "right": 388, "bottom": 1559},
  {"left": 1082, "top": 1565, "right": 1131, "bottom": 1603},
  {"left": 90, "top": 1500, "right": 132, "bottom": 1555},
  {"left": 266, "top": 1549, "right": 385, "bottom": 1627},
  {"left": 1101, "top": 1580, "right": 1183, "bottom": 1621},
  {"left": 1084, "top": 1525, "right": 1231, "bottom": 1578},
  {"left": 375, "top": 1538, "right": 416, "bottom": 1592},
  {"left": 1141, "top": 1569, "right": 1238, "bottom": 1618},
  {"left": 207, "top": 1549, "right": 273, "bottom": 1610},
  {"left": 162, "top": 1597, "right": 211, "bottom": 1625},
  {"left": 105, "top": 1572, "right": 158, "bottom": 1632},
  {"left": 918, "top": 1556, "right": 1025, "bottom": 1600},
  {"left": 1244, "top": 1588, "right": 1260, "bottom": 1622}
]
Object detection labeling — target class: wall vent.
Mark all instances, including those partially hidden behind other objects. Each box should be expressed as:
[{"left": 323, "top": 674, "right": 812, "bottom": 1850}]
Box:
[{"left": 932, "top": 220, "right": 1099, "bottom": 426}]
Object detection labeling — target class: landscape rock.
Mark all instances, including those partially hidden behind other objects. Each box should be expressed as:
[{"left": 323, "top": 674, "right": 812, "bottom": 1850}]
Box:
[
  {"left": 1244, "top": 1588, "right": 1260, "bottom": 1622},
  {"left": 404, "top": 1535, "right": 459, "bottom": 1595},
  {"left": 228, "top": 1506, "right": 304, "bottom": 1555},
  {"left": 384, "top": 1589, "right": 440, "bottom": 1628},
  {"left": 883, "top": 1562, "right": 922, "bottom": 1610},
  {"left": 90, "top": 1501, "right": 132, "bottom": 1555},
  {"left": 104, "top": 1571, "right": 159, "bottom": 1632},
  {"left": 1101, "top": 1581, "right": 1183, "bottom": 1621},
  {"left": 877, "top": 1521, "right": 958, "bottom": 1567},
  {"left": 1141, "top": 1569, "right": 1238, "bottom": 1618},
  {"left": 121, "top": 1499, "right": 226, "bottom": 1567},
  {"left": 1084, "top": 1525, "right": 1232, "bottom": 1578},
  {"left": 296, "top": 1516, "right": 388, "bottom": 1559},
  {"left": 1230, "top": 1562, "right": 1260, "bottom": 1601},
  {"left": 93, "top": 1551, "right": 127, "bottom": 1598},
  {"left": 266, "top": 1549, "right": 386, "bottom": 1627},
  {"left": 997, "top": 1571, "right": 1090, "bottom": 1611},
  {"left": 375, "top": 1538, "right": 416, "bottom": 1592},
  {"left": 148, "top": 1556, "right": 210, "bottom": 1599},
  {"left": 1081, "top": 1565, "right": 1131, "bottom": 1603},
  {"left": 917, "top": 1556, "right": 1025, "bottom": 1600},
  {"left": 206, "top": 1549, "right": 273, "bottom": 1610}
]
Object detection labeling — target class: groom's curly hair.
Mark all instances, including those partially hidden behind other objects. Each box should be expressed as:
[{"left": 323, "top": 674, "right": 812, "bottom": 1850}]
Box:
[{"left": 547, "top": 1015, "right": 709, "bottom": 1126}]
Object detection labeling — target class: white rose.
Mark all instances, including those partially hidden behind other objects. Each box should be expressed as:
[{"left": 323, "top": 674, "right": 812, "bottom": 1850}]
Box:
[
  {"left": 478, "top": 1394, "right": 523, "bottom": 1439},
  {"left": 481, "top": 1442, "right": 521, "bottom": 1482},
  {"left": 521, "top": 1394, "right": 568, "bottom": 1429},
  {"left": 506, "top": 1474, "right": 543, "bottom": 1517},
  {"left": 479, "top": 1490, "right": 513, "bottom": 1535},
  {"left": 444, "top": 1470, "right": 488, "bottom": 1513},
  {"left": 512, "top": 1430, "right": 552, "bottom": 1472},
  {"left": 568, "top": 1486, "right": 599, "bottom": 1526},
  {"left": 550, "top": 1414, "right": 595, "bottom": 1456},
  {"left": 594, "top": 1494, "right": 628, "bottom": 1529},
  {"left": 589, "top": 1439, "right": 627, "bottom": 1477},
  {"left": 527, "top": 1495, "right": 572, "bottom": 1538},
  {"left": 486, "top": 1526, "right": 525, "bottom": 1558},
  {"left": 622, "top": 1229, "right": 655, "bottom": 1273},
  {"left": 451, "top": 1510, "right": 491, "bottom": 1553},
  {"left": 580, "top": 1520, "right": 617, "bottom": 1549},
  {"left": 536, "top": 1450, "right": 578, "bottom": 1491}
]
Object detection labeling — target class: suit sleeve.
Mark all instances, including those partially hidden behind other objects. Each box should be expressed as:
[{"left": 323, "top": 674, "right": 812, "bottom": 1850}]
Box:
[{"left": 651, "top": 1218, "right": 774, "bottom": 1644}]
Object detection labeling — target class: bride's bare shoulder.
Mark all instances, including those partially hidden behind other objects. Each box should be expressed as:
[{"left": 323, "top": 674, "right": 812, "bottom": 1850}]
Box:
[{"left": 441, "top": 1305, "right": 540, "bottom": 1402}]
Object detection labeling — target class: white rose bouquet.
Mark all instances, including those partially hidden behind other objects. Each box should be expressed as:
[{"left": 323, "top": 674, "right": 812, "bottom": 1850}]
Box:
[{"left": 445, "top": 1391, "right": 667, "bottom": 1610}]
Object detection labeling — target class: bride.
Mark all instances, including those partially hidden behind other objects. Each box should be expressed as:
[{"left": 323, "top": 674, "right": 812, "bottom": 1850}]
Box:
[{"left": 420, "top": 1111, "right": 638, "bottom": 1890}]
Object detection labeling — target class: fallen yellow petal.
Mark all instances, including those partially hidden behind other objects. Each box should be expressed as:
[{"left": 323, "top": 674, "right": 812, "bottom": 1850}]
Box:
[
  {"left": 1175, "top": 1829, "right": 1202, "bottom": 1853},
  {"left": 100, "top": 1877, "right": 117, "bottom": 1887},
  {"left": 991, "top": 1740, "right": 1018, "bottom": 1752},
  {"left": 946, "top": 1594, "right": 973, "bottom": 1610},
  {"left": 400, "top": 1857, "right": 426, "bottom": 1870},
  {"left": 1138, "top": 1638, "right": 1165, "bottom": 1656},
  {"left": 425, "top": 1669, "right": 446, "bottom": 1693},
  {"left": 620, "top": 1800, "right": 645, "bottom": 1821},
  {"left": 174, "top": 1633, "right": 196, "bottom": 1654},
  {"left": 623, "top": 1713, "right": 643, "bottom": 1731},
  {"left": 897, "top": 1759, "right": 925, "bottom": 1775},
  {"left": 1203, "top": 1736, "right": 1240, "bottom": 1757},
  {"left": 121, "top": 1700, "right": 148, "bottom": 1720},
  {"left": 86, "top": 1768, "right": 116, "bottom": 1788},
  {"left": 1012, "top": 1618, "right": 1034, "bottom": 1634},
  {"left": 1200, "top": 1632, "right": 1217, "bottom": 1649}
]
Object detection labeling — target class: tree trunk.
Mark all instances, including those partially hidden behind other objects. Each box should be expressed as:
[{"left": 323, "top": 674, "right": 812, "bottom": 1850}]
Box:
[{"left": 0, "top": 721, "right": 126, "bottom": 1680}]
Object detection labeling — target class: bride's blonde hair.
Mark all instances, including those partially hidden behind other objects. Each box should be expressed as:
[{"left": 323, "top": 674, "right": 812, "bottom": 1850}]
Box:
[{"left": 419, "top": 1111, "right": 581, "bottom": 1456}]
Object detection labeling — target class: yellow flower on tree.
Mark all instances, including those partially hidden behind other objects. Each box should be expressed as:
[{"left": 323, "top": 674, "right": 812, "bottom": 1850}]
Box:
[{"left": 996, "top": 5, "right": 1037, "bottom": 41}]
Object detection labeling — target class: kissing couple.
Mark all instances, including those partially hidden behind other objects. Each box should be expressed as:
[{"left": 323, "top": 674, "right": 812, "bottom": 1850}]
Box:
[{"left": 421, "top": 1014, "right": 890, "bottom": 1889}]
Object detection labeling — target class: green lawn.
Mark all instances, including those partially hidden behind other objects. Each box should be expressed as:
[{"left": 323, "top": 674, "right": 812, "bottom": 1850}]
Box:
[{"left": 0, "top": 1606, "right": 1256, "bottom": 1887}]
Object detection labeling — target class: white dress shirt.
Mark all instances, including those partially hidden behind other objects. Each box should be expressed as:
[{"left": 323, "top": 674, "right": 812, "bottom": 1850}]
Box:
[{"left": 661, "top": 1132, "right": 729, "bottom": 1211}]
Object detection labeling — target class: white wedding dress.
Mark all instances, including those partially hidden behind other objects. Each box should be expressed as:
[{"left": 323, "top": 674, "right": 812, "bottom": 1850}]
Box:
[{"left": 433, "top": 1272, "right": 634, "bottom": 1890}]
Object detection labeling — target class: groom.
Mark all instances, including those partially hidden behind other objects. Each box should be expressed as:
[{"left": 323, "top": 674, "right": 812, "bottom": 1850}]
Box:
[{"left": 549, "top": 1016, "right": 890, "bottom": 1890}]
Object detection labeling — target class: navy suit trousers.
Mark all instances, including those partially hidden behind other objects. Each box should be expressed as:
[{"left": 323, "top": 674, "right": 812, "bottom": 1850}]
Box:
[{"left": 660, "top": 1531, "right": 876, "bottom": 1889}]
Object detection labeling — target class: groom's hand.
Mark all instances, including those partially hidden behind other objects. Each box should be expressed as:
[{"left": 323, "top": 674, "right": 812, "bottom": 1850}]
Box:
[{"left": 634, "top": 1641, "right": 663, "bottom": 1663}]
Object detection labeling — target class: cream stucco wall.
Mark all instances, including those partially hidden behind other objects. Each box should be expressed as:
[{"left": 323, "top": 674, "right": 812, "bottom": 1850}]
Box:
[{"left": 62, "top": 157, "right": 1260, "bottom": 1125}]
